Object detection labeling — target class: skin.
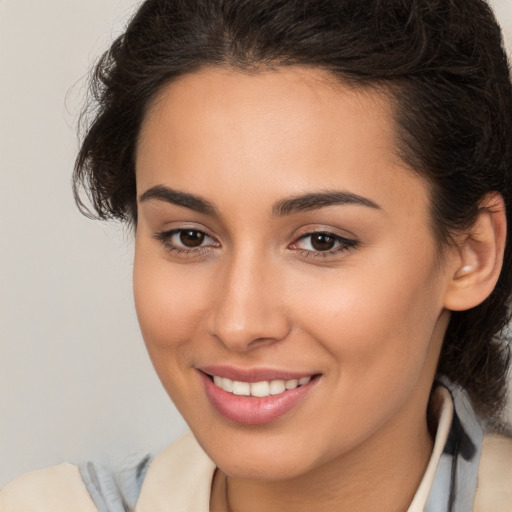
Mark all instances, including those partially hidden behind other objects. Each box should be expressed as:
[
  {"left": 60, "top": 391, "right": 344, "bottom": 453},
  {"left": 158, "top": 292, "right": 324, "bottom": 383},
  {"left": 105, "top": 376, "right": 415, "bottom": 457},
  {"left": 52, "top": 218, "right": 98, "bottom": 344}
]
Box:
[{"left": 133, "top": 67, "right": 472, "bottom": 512}]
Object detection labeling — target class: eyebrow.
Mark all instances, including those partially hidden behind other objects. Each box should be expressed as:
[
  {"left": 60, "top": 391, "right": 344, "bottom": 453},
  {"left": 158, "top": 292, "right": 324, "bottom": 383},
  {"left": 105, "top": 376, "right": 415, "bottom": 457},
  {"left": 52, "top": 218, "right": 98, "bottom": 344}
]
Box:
[
  {"left": 139, "top": 185, "right": 381, "bottom": 216},
  {"left": 139, "top": 185, "right": 218, "bottom": 216},
  {"left": 273, "top": 191, "right": 381, "bottom": 216}
]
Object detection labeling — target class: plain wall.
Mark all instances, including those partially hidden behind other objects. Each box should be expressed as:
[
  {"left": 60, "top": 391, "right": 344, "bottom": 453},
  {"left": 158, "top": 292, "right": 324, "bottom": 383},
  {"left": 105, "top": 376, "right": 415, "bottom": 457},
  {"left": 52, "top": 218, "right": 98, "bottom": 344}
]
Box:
[{"left": 1, "top": 0, "right": 511, "bottom": 487}]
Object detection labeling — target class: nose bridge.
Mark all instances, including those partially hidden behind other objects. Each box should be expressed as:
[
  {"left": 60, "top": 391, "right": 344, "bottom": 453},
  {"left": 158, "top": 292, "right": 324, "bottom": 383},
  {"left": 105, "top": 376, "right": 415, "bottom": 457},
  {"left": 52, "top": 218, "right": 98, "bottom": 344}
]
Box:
[{"left": 208, "top": 244, "right": 290, "bottom": 350}]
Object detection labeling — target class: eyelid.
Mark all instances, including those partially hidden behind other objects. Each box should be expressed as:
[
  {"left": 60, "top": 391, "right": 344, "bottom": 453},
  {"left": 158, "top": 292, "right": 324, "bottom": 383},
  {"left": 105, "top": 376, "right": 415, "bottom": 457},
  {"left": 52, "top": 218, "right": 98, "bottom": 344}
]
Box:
[
  {"left": 289, "top": 228, "right": 359, "bottom": 258},
  {"left": 154, "top": 226, "right": 220, "bottom": 255},
  {"left": 290, "top": 224, "right": 357, "bottom": 243},
  {"left": 292, "top": 232, "right": 355, "bottom": 247}
]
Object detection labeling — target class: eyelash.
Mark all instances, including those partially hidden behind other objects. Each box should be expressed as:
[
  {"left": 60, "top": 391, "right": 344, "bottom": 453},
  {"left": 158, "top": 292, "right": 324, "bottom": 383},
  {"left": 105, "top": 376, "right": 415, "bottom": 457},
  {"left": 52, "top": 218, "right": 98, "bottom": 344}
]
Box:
[
  {"left": 292, "top": 231, "right": 358, "bottom": 259},
  {"left": 153, "top": 228, "right": 358, "bottom": 259},
  {"left": 154, "top": 229, "right": 219, "bottom": 256}
]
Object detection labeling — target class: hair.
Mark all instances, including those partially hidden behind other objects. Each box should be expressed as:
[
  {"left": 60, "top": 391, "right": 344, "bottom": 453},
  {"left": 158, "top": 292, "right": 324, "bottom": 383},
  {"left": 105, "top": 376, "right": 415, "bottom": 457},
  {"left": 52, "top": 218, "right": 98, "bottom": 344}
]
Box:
[{"left": 74, "top": 0, "right": 512, "bottom": 420}]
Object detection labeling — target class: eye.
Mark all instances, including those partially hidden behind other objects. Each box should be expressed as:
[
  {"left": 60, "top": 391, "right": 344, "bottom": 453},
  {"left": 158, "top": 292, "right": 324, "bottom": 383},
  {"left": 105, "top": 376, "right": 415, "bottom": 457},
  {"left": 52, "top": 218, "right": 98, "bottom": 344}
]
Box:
[
  {"left": 154, "top": 228, "right": 219, "bottom": 254},
  {"left": 177, "top": 229, "right": 207, "bottom": 248},
  {"left": 291, "top": 231, "right": 358, "bottom": 257},
  {"left": 301, "top": 233, "right": 339, "bottom": 251}
]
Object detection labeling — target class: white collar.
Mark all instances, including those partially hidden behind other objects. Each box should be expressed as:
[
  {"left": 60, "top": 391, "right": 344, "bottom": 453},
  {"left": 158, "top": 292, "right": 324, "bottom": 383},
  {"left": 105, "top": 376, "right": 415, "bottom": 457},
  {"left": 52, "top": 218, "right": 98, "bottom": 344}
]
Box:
[{"left": 407, "top": 386, "right": 454, "bottom": 512}]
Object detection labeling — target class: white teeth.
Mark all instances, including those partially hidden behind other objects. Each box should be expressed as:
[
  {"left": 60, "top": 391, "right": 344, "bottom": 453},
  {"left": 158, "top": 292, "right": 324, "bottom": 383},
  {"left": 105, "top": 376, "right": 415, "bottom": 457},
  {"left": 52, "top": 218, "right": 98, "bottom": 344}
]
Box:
[
  {"left": 221, "top": 378, "right": 233, "bottom": 393},
  {"left": 212, "top": 375, "right": 313, "bottom": 397},
  {"left": 285, "top": 379, "right": 298, "bottom": 390},
  {"left": 250, "top": 381, "right": 270, "bottom": 397},
  {"left": 269, "top": 380, "right": 286, "bottom": 395},
  {"left": 232, "top": 381, "right": 251, "bottom": 396}
]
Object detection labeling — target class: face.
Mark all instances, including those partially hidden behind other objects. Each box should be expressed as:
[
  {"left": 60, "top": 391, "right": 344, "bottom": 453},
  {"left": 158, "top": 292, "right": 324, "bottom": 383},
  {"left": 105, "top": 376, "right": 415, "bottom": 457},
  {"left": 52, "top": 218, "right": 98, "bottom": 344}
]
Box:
[{"left": 134, "top": 67, "right": 455, "bottom": 480}]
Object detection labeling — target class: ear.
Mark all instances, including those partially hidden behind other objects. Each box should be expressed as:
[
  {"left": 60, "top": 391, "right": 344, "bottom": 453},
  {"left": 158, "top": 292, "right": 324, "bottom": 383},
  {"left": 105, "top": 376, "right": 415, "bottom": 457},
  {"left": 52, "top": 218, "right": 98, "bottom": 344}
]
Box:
[{"left": 443, "top": 192, "right": 507, "bottom": 312}]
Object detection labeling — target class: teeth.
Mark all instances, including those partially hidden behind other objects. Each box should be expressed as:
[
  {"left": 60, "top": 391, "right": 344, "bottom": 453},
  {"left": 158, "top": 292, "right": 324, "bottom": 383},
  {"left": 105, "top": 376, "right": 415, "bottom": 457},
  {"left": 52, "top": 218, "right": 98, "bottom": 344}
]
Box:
[
  {"left": 212, "top": 375, "right": 312, "bottom": 397},
  {"left": 269, "top": 380, "right": 286, "bottom": 395},
  {"left": 232, "top": 381, "right": 251, "bottom": 396},
  {"left": 222, "top": 377, "right": 233, "bottom": 393},
  {"left": 285, "top": 379, "right": 298, "bottom": 390},
  {"left": 250, "top": 381, "right": 270, "bottom": 397}
]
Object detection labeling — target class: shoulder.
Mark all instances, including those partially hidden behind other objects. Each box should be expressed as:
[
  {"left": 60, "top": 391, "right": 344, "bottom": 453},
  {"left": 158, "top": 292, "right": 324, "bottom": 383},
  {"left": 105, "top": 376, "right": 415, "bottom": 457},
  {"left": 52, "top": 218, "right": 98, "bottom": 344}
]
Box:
[
  {"left": 0, "top": 463, "right": 97, "bottom": 512},
  {"left": 135, "top": 431, "right": 216, "bottom": 512},
  {"left": 0, "top": 433, "right": 213, "bottom": 512},
  {"left": 0, "top": 451, "right": 152, "bottom": 512},
  {"left": 474, "top": 432, "right": 512, "bottom": 512},
  {"left": 432, "top": 378, "right": 512, "bottom": 511}
]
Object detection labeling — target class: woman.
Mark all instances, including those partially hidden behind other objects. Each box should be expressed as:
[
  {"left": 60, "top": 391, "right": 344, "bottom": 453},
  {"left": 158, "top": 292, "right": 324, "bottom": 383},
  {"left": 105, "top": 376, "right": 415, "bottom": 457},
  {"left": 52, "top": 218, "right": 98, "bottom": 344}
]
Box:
[{"left": 1, "top": 0, "right": 511, "bottom": 510}]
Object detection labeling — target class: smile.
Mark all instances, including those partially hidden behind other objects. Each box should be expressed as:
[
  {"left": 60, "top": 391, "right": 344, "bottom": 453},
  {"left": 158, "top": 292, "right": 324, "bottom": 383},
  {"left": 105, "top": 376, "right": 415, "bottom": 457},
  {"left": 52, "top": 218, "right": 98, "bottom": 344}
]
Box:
[
  {"left": 212, "top": 375, "right": 312, "bottom": 397},
  {"left": 199, "top": 368, "right": 320, "bottom": 425}
]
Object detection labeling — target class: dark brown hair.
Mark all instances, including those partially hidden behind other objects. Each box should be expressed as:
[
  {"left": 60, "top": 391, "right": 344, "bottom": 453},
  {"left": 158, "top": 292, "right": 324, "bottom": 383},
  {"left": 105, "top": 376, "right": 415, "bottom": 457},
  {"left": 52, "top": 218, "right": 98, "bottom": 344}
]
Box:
[{"left": 74, "top": 0, "right": 512, "bottom": 420}]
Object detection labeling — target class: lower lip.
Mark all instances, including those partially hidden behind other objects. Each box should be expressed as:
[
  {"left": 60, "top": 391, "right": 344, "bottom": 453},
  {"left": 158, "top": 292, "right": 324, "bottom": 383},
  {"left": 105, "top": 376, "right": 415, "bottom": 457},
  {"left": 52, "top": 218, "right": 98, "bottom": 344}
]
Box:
[{"left": 200, "top": 372, "right": 318, "bottom": 426}]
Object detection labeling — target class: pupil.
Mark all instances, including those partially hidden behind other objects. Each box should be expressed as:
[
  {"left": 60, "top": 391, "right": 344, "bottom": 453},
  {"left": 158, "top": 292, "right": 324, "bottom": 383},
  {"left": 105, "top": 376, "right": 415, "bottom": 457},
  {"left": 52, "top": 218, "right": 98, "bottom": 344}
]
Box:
[
  {"left": 311, "top": 233, "right": 335, "bottom": 251},
  {"left": 180, "top": 230, "right": 205, "bottom": 247}
]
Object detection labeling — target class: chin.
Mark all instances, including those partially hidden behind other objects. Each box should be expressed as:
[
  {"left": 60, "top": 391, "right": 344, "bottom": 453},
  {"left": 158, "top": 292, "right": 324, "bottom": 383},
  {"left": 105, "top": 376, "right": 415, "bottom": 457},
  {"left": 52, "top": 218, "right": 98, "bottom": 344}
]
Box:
[
  {"left": 218, "top": 454, "right": 315, "bottom": 482},
  {"left": 194, "top": 425, "right": 326, "bottom": 481}
]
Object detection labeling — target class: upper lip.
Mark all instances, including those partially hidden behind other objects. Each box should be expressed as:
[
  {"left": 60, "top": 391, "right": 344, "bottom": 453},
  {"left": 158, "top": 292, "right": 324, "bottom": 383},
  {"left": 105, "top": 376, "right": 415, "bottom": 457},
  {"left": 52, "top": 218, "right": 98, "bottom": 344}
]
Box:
[{"left": 198, "top": 365, "right": 318, "bottom": 382}]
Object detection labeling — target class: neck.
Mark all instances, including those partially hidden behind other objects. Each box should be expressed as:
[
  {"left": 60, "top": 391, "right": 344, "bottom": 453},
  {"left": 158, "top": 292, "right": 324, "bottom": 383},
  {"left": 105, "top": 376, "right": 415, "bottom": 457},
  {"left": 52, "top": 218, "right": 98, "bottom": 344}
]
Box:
[{"left": 212, "top": 405, "right": 434, "bottom": 512}]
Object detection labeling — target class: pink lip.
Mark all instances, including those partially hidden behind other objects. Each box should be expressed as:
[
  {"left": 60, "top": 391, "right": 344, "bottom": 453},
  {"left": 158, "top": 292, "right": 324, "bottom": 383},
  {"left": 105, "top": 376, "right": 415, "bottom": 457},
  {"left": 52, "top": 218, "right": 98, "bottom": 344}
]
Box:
[{"left": 198, "top": 368, "right": 319, "bottom": 426}]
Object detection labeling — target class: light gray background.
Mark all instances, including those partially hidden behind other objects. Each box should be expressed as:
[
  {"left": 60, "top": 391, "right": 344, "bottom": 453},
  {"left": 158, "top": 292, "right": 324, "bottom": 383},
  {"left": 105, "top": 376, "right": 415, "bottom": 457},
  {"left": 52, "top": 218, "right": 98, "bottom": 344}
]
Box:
[{"left": 1, "top": 0, "right": 511, "bottom": 487}]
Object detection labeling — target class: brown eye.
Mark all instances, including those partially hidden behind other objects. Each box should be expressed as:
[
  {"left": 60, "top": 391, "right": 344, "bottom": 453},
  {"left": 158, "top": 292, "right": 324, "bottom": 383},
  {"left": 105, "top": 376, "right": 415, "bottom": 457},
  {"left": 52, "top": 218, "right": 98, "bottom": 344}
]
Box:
[
  {"left": 291, "top": 231, "right": 358, "bottom": 257},
  {"left": 179, "top": 230, "right": 205, "bottom": 247},
  {"left": 310, "top": 233, "right": 336, "bottom": 251},
  {"left": 154, "top": 228, "right": 219, "bottom": 256}
]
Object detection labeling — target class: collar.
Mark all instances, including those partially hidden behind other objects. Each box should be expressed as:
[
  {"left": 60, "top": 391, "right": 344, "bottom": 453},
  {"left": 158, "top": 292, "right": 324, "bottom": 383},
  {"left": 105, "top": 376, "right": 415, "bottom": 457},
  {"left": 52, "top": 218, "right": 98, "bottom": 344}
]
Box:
[{"left": 407, "top": 385, "right": 454, "bottom": 511}]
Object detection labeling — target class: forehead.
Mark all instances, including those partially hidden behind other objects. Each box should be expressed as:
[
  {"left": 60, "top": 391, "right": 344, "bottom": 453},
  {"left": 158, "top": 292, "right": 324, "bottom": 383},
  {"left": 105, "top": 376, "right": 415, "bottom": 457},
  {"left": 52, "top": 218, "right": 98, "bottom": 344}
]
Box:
[
  {"left": 138, "top": 66, "right": 396, "bottom": 164},
  {"left": 136, "top": 66, "right": 429, "bottom": 220}
]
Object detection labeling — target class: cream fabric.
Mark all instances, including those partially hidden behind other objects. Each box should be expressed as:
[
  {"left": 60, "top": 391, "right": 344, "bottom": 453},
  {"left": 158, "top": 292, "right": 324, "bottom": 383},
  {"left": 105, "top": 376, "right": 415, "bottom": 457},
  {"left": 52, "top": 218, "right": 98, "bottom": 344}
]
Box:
[
  {"left": 474, "top": 433, "right": 512, "bottom": 512},
  {"left": 0, "top": 463, "right": 97, "bottom": 512},
  {"left": 135, "top": 431, "right": 215, "bottom": 512}
]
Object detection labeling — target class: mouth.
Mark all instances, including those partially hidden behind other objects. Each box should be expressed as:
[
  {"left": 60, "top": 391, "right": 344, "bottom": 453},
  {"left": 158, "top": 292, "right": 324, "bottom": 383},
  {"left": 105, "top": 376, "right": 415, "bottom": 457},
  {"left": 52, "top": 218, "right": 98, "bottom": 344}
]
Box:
[
  {"left": 210, "top": 374, "right": 313, "bottom": 398},
  {"left": 198, "top": 368, "right": 321, "bottom": 426}
]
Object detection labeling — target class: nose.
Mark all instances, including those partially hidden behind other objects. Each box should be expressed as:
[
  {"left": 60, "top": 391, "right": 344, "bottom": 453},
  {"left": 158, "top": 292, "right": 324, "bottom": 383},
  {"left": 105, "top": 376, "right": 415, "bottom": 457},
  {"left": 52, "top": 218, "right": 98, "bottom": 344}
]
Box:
[{"left": 207, "top": 251, "right": 291, "bottom": 352}]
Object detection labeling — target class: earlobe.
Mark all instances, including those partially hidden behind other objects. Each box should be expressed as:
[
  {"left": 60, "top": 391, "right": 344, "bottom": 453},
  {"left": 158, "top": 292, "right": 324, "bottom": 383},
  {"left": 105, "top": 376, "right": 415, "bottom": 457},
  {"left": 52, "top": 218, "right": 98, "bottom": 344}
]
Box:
[{"left": 444, "top": 192, "right": 507, "bottom": 312}]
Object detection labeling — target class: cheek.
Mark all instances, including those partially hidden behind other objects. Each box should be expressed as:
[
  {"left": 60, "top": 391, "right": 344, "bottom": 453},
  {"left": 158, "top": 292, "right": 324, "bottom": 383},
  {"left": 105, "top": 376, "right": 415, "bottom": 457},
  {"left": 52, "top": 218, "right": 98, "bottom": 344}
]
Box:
[
  {"left": 132, "top": 242, "right": 209, "bottom": 362},
  {"left": 277, "top": 258, "right": 446, "bottom": 460},
  {"left": 291, "top": 246, "right": 445, "bottom": 394},
  {"left": 132, "top": 243, "right": 219, "bottom": 418}
]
